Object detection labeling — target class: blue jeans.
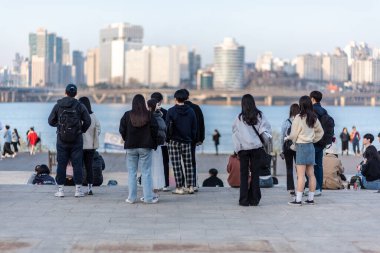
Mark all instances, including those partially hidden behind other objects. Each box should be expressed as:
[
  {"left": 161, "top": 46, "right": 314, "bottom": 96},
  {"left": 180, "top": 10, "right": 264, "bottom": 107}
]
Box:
[
  {"left": 357, "top": 172, "right": 380, "bottom": 190},
  {"left": 127, "top": 148, "right": 154, "bottom": 202},
  {"left": 259, "top": 177, "right": 273, "bottom": 188},
  {"left": 314, "top": 145, "right": 324, "bottom": 191}
]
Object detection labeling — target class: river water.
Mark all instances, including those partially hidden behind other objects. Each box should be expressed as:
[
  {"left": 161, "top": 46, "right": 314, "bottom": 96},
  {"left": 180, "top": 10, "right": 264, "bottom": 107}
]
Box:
[{"left": 1, "top": 103, "right": 379, "bottom": 153}]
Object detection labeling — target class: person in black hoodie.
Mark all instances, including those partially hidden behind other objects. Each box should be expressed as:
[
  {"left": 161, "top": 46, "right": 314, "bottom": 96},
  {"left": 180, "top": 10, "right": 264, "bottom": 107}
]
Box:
[
  {"left": 119, "top": 94, "right": 159, "bottom": 204},
  {"left": 48, "top": 84, "right": 91, "bottom": 198},
  {"left": 183, "top": 89, "right": 205, "bottom": 190},
  {"left": 358, "top": 145, "right": 380, "bottom": 190},
  {"left": 166, "top": 89, "right": 197, "bottom": 195},
  {"left": 32, "top": 164, "right": 56, "bottom": 185}
]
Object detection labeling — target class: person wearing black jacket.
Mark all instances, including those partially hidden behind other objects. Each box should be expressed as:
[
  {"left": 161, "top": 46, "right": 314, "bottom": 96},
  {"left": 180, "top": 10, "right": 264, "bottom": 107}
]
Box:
[
  {"left": 183, "top": 89, "right": 205, "bottom": 190},
  {"left": 48, "top": 84, "right": 91, "bottom": 198},
  {"left": 119, "top": 94, "right": 159, "bottom": 204},
  {"left": 166, "top": 89, "right": 197, "bottom": 195},
  {"left": 358, "top": 145, "right": 380, "bottom": 190},
  {"left": 151, "top": 92, "right": 170, "bottom": 191}
]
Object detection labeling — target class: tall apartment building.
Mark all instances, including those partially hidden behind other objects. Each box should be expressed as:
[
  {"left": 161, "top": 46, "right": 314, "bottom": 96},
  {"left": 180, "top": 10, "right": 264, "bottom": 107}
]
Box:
[
  {"left": 99, "top": 23, "right": 143, "bottom": 86},
  {"left": 125, "top": 47, "right": 150, "bottom": 85},
  {"left": 85, "top": 48, "right": 99, "bottom": 87},
  {"left": 322, "top": 48, "right": 348, "bottom": 83},
  {"left": 31, "top": 55, "right": 47, "bottom": 87},
  {"left": 296, "top": 54, "right": 323, "bottom": 81},
  {"left": 72, "top": 50, "right": 85, "bottom": 85},
  {"left": 256, "top": 52, "right": 273, "bottom": 71},
  {"left": 188, "top": 49, "right": 202, "bottom": 87},
  {"left": 213, "top": 37, "right": 245, "bottom": 89},
  {"left": 352, "top": 58, "right": 380, "bottom": 85}
]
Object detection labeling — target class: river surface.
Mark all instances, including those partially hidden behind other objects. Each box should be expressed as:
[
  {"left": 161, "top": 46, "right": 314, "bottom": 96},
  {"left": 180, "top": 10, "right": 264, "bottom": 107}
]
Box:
[{"left": 1, "top": 103, "right": 379, "bottom": 153}]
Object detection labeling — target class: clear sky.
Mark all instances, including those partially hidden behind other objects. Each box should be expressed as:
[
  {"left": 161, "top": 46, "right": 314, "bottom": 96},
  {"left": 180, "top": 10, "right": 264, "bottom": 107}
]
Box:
[{"left": 1, "top": 0, "right": 379, "bottom": 66}]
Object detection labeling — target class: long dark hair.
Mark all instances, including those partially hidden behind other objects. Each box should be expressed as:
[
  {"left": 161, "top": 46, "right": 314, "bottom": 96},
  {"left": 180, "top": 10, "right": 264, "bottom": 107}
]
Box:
[
  {"left": 299, "top": 96, "right": 317, "bottom": 128},
  {"left": 79, "top": 96, "right": 93, "bottom": 114},
  {"left": 147, "top": 98, "right": 158, "bottom": 112},
  {"left": 130, "top": 94, "right": 150, "bottom": 127},
  {"left": 14, "top": 128, "right": 20, "bottom": 138},
  {"left": 364, "top": 145, "right": 380, "bottom": 162},
  {"left": 289, "top": 103, "right": 300, "bottom": 118},
  {"left": 239, "top": 94, "right": 262, "bottom": 126}
]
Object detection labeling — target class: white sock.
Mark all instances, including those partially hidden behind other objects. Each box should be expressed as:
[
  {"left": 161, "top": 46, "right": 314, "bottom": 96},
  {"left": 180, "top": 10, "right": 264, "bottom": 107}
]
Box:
[
  {"left": 308, "top": 192, "right": 315, "bottom": 201},
  {"left": 88, "top": 184, "right": 92, "bottom": 191},
  {"left": 58, "top": 185, "right": 64, "bottom": 191},
  {"left": 75, "top": 185, "right": 81, "bottom": 191},
  {"left": 296, "top": 192, "right": 303, "bottom": 202}
]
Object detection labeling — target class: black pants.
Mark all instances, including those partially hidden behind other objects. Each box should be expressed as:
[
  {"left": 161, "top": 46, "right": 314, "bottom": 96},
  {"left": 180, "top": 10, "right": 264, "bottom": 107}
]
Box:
[
  {"left": 191, "top": 143, "right": 197, "bottom": 187},
  {"left": 161, "top": 145, "right": 170, "bottom": 187},
  {"left": 239, "top": 149, "right": 261, "bottom": 206},
  {"left": 2, "top": 142, "right": 14, "bottom": 156},
  {"left": 83, "top": 149, "right": 95, "bottom": 185},
  {"left": 284, "top": 150, "right": 296, "bottom": 191},
  {"left": 11, "top": 142, "right": 18, "bottom": 152},
  {"left": 56, "top": 137, "right": 83, "bottom": 186}
]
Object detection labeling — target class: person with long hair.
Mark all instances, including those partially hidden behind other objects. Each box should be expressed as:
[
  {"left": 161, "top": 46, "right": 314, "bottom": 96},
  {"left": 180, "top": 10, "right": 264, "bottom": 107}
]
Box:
[
  {"left": 287, "top": 96, "right": 324, "bottom": 206},
  {"left": 358, "top": 145, "right": 380, "bottom": 190},
  {"left": 232, "top": 94, "right": 271, "bottom": 206},
  {"left": 119, "top": 94, "right": 159, "bottom": 204},
  {"left": 281, "top": 103, "right": 300, "bottom": 196},
  {"left": 79, "top": 96, "right": 101, "bottom": 195},
  {"left": 11, "top": 128, "right": 20, "bottom": 153},
  {"left": 339, "top": 127, "right": 350, "bottom": 155}
]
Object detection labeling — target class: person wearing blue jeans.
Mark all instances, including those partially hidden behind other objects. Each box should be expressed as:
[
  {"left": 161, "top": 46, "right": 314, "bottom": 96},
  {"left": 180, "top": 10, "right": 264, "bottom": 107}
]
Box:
[
  {"left": 314, "top": 145, "right": 324, "bottom": 192},
  {"left": 357, "top": 145, "right": 380, "bottom": 190}
]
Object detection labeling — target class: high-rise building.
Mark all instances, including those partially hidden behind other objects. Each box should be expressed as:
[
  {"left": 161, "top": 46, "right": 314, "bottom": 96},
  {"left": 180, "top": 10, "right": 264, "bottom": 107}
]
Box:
[
  {"left": 99, "top": 23, "right": 144, "bottom": 85},
  {"left": 352, "top": 59, "right": 373, "bottom": 84},
  {"left": 188, "top": 50, "right": 202, "bottom": 87},
  {"left": 322, "top": 48, "right": 348, "bottom": 83},
  {"left": 85, "top": 48, "right": 99, "bottom": 87},
  {"left": 31, "top": 55, "right": 47, "bottom": 87},
  {"left": 213, "top": 37, "right": 245, "bottom": 89},
  {"left": 72, "top": 50, "right": 85, "bottom": 85},
  {"left": 256, "top": 52, "right": 273, "bottom": 71},
  {"left": 125, "top": 46, "right": 150, "bottom": 85},
  {"left": 62, "top": 39, "right": 71, "bottom": 65},
  {"left": 296, "top": 54, "right": 323, "bottom": 81}
]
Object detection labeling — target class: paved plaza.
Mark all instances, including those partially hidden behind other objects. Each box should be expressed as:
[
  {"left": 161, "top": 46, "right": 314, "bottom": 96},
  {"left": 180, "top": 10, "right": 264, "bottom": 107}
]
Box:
[{"left": 0, "top": 153, "right": 379, "bottom": 252}]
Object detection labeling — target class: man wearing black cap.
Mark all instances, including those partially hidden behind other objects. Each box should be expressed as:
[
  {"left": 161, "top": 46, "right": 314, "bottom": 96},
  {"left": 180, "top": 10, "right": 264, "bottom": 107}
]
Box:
[{"left": 48, "top": 84, "right": 91, "bottom": 198}]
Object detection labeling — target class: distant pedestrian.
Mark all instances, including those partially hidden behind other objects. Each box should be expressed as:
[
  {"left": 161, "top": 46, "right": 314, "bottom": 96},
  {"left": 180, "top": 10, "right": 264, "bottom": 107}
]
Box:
[
  {"left": 119, "top": 94, "right": 159, "bottom": 204},
  {"left": 166, "top": 89, "right": 197, "bottom": 195},
  {"left": 287, "top": 96, "right": 324, "bottom": 206},
  {"left": 212, "top": 129, "right": 221, "bottom": 155},
  {"left": 11, "top": 128, "right": 20, "bottom": 153},
  {"left": 183, "top": 89, "right": 205, "bottom": 191},
  {"left": 2, "top": 125, "right": 15, "bottom": 158},
  {"left": 202, "top": 168, "right": 224, "bottom": 187},
  {"left": 150, "top": 92, "right": 170, "bottom": 191},
  {"left": 48, "top": 84, "right": 91, "bottom": 198},
  {"left": 350, "top": 126, "right": 361, "bottom": 156},
  {"left": 27, "top": 127, "right": 38, "bottom": 155},
  {"left": 281, "top": 103, "right": 300, "bottom": 196},
  {"left": 79, "top": 96, "right": 101, "bottom": 195},
  {"left": 339, "top": 127, "right": 350, "bottom": 155},
  {"left": 232, "top": 94, "right": 272, "bottom": 206}
]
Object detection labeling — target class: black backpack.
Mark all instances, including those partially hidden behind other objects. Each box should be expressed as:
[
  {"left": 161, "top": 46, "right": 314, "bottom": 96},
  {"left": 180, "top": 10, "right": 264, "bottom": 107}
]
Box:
[
  {"left": 283, "top": 119, "right": 293, "bottom": 151},
  {"left": 318, "top": 113, "right": 335, "bottom": 146},
  {"left": 58, "top": 102, "right": 82, "bottom": 143}
]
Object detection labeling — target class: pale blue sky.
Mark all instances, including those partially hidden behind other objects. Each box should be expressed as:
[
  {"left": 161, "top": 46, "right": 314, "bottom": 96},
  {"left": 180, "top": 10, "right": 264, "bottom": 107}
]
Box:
[{"left": 0, "top": 0, "right": 379, "bottom": 66}]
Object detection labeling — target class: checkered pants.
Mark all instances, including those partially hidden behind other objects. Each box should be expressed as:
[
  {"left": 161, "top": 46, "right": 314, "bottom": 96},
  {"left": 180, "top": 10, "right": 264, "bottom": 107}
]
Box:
[{"left": 168, "top": 140, "right": 194, "bottom": 188}]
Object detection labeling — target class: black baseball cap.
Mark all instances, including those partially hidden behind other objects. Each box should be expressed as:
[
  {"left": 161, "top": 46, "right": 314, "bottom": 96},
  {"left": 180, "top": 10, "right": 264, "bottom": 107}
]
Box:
[{"left": 65, "top": 84, "right": 77, "bottom": 97}]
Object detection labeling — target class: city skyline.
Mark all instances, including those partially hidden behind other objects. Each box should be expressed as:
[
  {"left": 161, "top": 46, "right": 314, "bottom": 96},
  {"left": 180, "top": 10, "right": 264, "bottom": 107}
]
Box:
[{"left": 1, "top": 0, "right": 380, "bottom": 66}]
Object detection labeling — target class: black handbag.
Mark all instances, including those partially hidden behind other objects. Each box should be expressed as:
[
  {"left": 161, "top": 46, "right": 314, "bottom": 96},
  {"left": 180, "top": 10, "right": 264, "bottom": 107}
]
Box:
[{"left": 252, "top": 126, "right": 272, "bottom": 170}]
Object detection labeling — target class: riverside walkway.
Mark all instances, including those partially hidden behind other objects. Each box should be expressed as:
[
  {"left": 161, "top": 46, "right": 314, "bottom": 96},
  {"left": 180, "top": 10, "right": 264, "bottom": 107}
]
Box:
[{"left": 0, "top": 153, "right": 379, "bottom": 253}]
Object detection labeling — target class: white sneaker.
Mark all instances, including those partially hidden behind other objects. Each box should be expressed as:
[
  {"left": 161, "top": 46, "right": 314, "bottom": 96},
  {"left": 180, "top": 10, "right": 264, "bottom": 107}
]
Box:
[
  {"left": 75, "top": 189, "right": 84, "bottom": 198},
  {"left": 314, "top": 189, "right": 322, "bottom": 197},
  {"left": 172, "top": 187, "right": 185, "bottom": 195},
  {"left": 162, "top": 187, "right": 170, "bottom": 192},
  {"left": 125, "top": 198, "right": 135, "bottom": 204},
  {"left": 188, "top": 186, "right": 194, "bottom": 194},
  {"left": 55, "top": 188, "right": 64, "bottom": 197}
]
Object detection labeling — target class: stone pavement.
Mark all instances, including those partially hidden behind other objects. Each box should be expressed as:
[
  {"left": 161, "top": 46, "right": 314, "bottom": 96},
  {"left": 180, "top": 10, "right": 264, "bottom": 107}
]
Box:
[{"left": 0, "top": 184, "right": 379, "bottom": 253}]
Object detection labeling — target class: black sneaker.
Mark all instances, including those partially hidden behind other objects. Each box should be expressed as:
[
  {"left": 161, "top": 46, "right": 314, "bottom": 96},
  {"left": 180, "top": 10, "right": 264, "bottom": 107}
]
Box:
[
  {"left": 303, "top": 200, "right": 315, "bottom": 205},
  {"left": 288, "top": 200, "right": 302, "bottom": 206},
  {"left": 88, "top": 190, "right": 93, "bottom": 195}
]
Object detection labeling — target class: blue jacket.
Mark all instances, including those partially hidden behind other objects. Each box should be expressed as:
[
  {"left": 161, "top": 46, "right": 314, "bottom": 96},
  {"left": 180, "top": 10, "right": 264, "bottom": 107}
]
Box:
[
  {"left": 313, "top": 102, "right": 327, "bottom": 119},
  {"left": 3, "top": 129, "right": 12, "bottom": 143},
  {"left": 166, "top": 104, "right": 197, "bottom": 144}
]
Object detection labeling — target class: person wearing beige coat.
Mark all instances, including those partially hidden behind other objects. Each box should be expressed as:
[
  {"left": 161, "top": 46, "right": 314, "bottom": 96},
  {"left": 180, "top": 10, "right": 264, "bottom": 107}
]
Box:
[{"left": 323, "top": 143, "right": 344, "bottom": 190}]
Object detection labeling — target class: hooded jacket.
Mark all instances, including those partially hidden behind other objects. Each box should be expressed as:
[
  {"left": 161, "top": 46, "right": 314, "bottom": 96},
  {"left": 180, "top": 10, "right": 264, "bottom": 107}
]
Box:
[
  {"left": 48, "top": 97, "right": 91, "bottom": 141},
  {"left": 184, "top": 101, "right": 205, "bottom": 143},
  {"left": 166, "top": 104, "right": 197, "bottom": 144}
]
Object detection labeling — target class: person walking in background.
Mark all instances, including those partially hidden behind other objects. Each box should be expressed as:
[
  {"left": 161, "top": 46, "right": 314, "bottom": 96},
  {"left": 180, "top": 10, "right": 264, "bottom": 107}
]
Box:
[
  {"left": 183, "top": 89, "right": 205, "bottom": 191},
  {"left": 48, "top": 84, "right": 91, "bottom": 198},
  {"left": 119, "top": 94, "right": 159, "bottom": 204},
  {"left": 287, "top": 96, "right": 324, "bottom": 206},
  {"left": 212, "top": 129, "right": 221, "bottom": 155},
  {"left": 79, "top": 97, "right": 101, "bottom": 196},
  {"left": 232, "top": 94, "right": 272, "bottom": 207},
  {"left": 147, "top": 98, "right": 167, "bottom": 198},
  {"left": 2, "top": 125, "right": 15, "bottom": 158},
  {"left": 281, "top": 103, "right": 300, "bottom": 196},
  {"left": 350, "top": 126, "right": 361, "bottom": 156},
  {"left": 340, "top": 127, "right": 350, "bottom": 155},
  {"left": 150, "top": 92, "right": 170, "bottom": 191},
  {"left": 310, "top": 91, "right": 335, "bottom": 196},
  {"left": 166, "top": 89, "right": 197, "bottom": 195},
  {"left": 27, "top": 127, "right": 38, "bottom": 155},
  {"left": 11, "top": 128, "right": 20, "bottom": 154}
]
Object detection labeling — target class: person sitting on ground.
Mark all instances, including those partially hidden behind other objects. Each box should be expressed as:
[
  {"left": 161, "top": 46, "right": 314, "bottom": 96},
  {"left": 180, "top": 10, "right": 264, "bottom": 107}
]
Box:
[
  {"left": 357, "top": 145, "right": 380, "bottom": 190},
  {"left": 322, "top": 140, "right": 345, "bottom": 190},
  {"left": 202, "top": 168, "right": 224, "bottom": 187},
  {"left": 362, "top": 133, "right": 374, "bottom": 154},
  {"left": 32, "top": 164, "right": 56, "bottom": 185}
]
